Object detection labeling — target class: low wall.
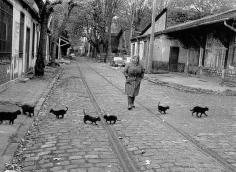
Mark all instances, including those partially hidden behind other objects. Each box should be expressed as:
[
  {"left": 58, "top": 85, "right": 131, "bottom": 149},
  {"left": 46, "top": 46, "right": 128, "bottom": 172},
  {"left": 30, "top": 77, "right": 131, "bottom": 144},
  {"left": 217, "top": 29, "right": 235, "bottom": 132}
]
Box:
[
  {"left": 0, "top": 63, "right": 11, "bottom": 85},
  {"left": 202, "top": 67, "right": 236, "bottom": 81}
]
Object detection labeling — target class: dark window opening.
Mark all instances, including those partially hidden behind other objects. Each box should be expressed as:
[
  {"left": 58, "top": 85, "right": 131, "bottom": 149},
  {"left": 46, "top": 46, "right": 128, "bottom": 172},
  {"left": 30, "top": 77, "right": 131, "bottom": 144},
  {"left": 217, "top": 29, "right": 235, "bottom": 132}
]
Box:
[
  {"left": 32, "top": 23, "right": 35, "bottom": 59},
  {"left": 0, "top": 0, "right": 13, "bottom": 60},
  {"left": 19, "top": 12, "right": 25, "bottom": 58}
]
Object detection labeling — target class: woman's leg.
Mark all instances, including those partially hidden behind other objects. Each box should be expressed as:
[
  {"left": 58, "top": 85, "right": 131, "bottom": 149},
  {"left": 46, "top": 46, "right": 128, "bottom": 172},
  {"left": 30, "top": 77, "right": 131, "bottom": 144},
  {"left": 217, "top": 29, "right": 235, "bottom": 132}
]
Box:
[
  {"left": 128, "top": 96, "right": 132, "bottom": 110},
  {"left": 132, "top": 96, "right": 135, "bottom": 108}
]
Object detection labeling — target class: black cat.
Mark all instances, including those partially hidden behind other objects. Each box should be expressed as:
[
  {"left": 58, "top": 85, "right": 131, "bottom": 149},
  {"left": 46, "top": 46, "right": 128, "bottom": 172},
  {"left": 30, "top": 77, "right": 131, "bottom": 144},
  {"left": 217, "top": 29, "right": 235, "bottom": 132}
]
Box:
[
  {"left": 0, "top": 110, "right": 21, "bottom": 125},
  {"left": 103, "top": 114, "right": 120, "bottom": 124},
  {"left": 17, "top": 104, "right": 35, "bottom": 117},
  {"left": 190, "top": 106, "right": 209, "bottom": 118},
  {"left": 50, "top": 107, "right": 68, "bottom": 119},
  {"left": 83, "top": 109, "right": 101, "bottom": 125},
  {"left": 158, "top": 102, "right": 170, "bottom": 114}
]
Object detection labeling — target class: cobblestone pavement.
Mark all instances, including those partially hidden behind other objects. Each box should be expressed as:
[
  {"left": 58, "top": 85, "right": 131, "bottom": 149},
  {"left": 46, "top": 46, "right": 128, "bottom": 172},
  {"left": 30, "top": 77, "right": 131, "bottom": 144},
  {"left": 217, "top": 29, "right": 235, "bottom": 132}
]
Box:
[
  {"left": 11, "top": 59, "right": 236, "bottom": 172},
  {"left": 14, "top": 63, "right": 123, "bottom": 172},
  {"left": 80, "top": 59, "right": 236, "bottom": 171}
]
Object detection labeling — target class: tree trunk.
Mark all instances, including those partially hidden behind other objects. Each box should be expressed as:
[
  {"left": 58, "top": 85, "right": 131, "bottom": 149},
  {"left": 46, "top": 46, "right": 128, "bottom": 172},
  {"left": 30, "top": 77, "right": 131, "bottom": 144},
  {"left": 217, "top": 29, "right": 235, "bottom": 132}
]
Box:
[
  {"left": 105, "top": 14, "right": 112, "bottom": 63},
  {"left": 51, "top": 38, "right": 58, "bottom": 64},
  {"left": 35, "top": 15, "right": 49, "bottom": 76}
]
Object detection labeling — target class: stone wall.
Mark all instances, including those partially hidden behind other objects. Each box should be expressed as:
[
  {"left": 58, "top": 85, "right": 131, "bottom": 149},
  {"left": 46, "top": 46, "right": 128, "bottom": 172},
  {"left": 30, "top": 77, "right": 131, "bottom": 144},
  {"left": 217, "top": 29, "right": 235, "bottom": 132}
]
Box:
[{"left": 0, "top": 63, "right": 11, "bottom": 85}]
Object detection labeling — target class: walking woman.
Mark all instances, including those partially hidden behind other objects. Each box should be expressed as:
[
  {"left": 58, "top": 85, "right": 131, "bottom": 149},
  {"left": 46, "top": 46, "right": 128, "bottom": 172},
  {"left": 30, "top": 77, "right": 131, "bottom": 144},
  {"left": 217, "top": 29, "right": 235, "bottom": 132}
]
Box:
[{"left": 123, "top": 55, "right": 145, "bottom": 110}]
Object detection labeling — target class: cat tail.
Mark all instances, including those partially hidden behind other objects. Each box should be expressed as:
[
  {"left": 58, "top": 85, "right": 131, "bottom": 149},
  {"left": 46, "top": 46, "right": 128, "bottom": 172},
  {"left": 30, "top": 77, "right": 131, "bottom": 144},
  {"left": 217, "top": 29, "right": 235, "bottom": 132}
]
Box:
[
  {"left": 65, "top": 106, "right": 68, "bottom": 112},
  {"left": 158, "top": 102, "right": 160, "bottom": 106}
]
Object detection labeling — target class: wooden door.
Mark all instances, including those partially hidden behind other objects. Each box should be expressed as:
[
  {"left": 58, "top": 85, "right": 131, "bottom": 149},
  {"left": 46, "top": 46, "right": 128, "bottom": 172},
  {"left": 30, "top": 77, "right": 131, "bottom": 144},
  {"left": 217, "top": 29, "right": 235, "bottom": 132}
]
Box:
[
  {"left": 25, "top": 28, "right": 30, "bottom": 72},
  {"left": 169, "top": 47, "right": 179, "bottom": 72}
]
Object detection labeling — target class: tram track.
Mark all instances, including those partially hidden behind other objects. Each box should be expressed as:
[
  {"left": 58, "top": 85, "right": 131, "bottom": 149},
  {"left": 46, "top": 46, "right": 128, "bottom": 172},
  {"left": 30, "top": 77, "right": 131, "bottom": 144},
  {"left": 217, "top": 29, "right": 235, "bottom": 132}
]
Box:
[
  {"left": 82, "top": 61, "right": 236, "bottom": 172},
  {"left": 75, "top": 62, "right": 140, "bottom": 172}
]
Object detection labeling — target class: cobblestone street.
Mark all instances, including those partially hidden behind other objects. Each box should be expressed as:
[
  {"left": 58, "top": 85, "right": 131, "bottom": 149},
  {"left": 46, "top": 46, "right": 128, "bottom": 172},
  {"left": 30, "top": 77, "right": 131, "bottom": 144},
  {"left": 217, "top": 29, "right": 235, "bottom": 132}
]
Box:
[{"left": 11, "top": 59, "right": 236, "bottom": 172}]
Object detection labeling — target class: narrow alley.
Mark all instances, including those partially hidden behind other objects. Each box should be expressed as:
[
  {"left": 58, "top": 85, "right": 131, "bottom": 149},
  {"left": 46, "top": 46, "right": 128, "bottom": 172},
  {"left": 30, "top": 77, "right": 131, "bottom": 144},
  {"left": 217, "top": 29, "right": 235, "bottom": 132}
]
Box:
[{"left": 9, "top": 59, "right": 236, "bottom": 172}]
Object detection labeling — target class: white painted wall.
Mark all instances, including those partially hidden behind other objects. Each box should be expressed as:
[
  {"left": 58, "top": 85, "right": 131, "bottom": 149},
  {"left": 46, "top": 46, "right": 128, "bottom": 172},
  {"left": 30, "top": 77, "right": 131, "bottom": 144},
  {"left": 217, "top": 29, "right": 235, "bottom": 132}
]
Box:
[
  {"left": 139, "top": 41, "right": 144, "bottom": 60},
  {"left": 152, "top": 35, "right": 188, "bottom": 64},
  {"left": 11, "top": 0, "right": 39, "bottom": 77}
]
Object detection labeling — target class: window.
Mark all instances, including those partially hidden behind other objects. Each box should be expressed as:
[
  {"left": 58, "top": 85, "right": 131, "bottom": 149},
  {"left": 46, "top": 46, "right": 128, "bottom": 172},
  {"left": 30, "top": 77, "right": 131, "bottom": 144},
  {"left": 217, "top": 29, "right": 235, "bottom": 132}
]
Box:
[
  {"left": 19, "top": 12, "right": 25, "bottom": 58},
  {"left": 231, "top": 47, "right": 236, "bottom": 66},
  {"left": 0, "top": 22, "right": 7, "bottom": 40},
  {"left": 0, "top": 0, "right": 13, "bottom": 60},
  {"left": 32, "top": 23, "right": 35, "bottom": 59}
]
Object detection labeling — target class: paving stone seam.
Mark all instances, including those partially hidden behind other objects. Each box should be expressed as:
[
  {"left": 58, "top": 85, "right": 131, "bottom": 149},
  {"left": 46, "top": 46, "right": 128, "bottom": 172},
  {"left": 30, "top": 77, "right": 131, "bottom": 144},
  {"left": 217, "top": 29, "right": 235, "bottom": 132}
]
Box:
[
  {"left": 87, "top": 62, "right": 236, "bottom": 172},
  {"left": 75, "top": 61, "right": 140, "bottom": 172},
  {"left": 3, "top": 67, "right": 64, "bottom": 171}
]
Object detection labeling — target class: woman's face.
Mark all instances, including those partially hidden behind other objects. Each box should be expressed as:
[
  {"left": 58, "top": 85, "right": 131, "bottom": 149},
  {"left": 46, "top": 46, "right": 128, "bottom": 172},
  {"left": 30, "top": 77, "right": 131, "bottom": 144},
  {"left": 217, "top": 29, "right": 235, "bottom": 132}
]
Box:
[{"left": 132, "top": 56, "right": 139, "bottom": 64}]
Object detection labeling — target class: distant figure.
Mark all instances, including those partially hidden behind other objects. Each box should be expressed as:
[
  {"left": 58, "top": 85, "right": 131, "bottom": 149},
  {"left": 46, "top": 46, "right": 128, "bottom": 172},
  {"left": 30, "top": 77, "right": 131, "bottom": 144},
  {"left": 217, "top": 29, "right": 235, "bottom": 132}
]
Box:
[{"left": 123, "top": 55, "right": 145, "bottom": 110}]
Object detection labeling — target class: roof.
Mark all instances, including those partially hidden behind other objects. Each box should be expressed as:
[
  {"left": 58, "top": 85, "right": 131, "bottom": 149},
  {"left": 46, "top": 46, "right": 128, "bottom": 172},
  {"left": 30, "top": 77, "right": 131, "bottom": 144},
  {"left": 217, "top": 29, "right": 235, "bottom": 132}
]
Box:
[
  {"left": 140, "top": 8, "right": 167, "bottom": 35},
  {"left": 132, "top": 8, "right": 236, "bottom": 41},
  {"left": 162, "top": 8, "right": 236, "bottom": 33},
  {"left": 20, "top": 0, "right": 39, "bottom": 18}
]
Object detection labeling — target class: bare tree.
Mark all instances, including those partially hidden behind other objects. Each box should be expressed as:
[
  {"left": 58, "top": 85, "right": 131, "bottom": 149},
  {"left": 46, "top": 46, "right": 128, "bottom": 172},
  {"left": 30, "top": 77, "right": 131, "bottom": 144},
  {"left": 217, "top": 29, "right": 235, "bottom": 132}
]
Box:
[
  {"left": 168, "top": 0, "right": 236, "bottom": 17},
  {"left": 34, "top": 0, "right": 62, "bottom": 76},
  {"left": 50, "top": 0, "right": 77, "bottom": 66}
]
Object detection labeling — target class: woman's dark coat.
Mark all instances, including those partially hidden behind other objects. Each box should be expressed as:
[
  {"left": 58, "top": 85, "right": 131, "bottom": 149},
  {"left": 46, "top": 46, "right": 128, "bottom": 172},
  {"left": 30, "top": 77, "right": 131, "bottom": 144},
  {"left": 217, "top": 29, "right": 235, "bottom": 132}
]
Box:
[{"left": 123, "top": 62, "right": 145, "bottom": 97}]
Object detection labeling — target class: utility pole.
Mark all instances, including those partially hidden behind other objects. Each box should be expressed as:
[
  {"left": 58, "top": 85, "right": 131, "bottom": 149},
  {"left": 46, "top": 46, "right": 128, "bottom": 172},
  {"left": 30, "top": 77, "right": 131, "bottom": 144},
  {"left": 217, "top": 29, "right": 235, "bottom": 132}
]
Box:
[{"left": 147, "top": 0, "right": 157, "bottom": 73}]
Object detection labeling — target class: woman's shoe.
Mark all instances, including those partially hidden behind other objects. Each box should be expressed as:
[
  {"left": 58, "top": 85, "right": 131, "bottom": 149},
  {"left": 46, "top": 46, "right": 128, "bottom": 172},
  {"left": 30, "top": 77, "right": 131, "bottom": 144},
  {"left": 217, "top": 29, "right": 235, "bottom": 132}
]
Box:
[{"left": 128, "top": 105, "right": 132, "bottom": 110}]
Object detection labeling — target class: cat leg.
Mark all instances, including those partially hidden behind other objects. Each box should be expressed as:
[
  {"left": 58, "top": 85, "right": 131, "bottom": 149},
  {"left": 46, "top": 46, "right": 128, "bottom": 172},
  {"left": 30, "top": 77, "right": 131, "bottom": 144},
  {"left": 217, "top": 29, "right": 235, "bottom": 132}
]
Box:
[
  {"left": 196, "top": 112, "right": 199, "bottom": 118},
  {"left": 204, "top": 112, "right": 208, "bottom": 116}
]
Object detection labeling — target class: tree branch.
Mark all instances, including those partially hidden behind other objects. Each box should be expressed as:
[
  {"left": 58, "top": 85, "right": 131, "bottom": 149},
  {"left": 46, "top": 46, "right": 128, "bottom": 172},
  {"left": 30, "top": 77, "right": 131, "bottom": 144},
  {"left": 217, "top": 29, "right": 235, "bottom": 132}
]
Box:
[
  {"left": 35, "top": 0, "right": 44, "bottom": 9},
  {"left": 49, "top": 0, "right": 62, "bottom": 9}
]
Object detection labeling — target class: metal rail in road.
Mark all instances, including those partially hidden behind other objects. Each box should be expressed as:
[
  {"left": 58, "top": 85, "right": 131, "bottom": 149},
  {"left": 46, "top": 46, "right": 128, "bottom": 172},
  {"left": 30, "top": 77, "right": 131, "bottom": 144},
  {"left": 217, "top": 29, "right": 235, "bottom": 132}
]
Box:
[
  {"left": 76, "top": 62, "right": 140, "bottom": 172},
  {"left": 84, "top": 62, "right": 236, "bottom": 172}
]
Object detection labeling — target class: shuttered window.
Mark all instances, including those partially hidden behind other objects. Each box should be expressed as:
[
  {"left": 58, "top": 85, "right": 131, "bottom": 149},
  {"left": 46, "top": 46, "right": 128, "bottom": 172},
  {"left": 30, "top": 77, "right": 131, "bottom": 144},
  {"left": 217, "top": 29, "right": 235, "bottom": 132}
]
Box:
[
  {"left": 19, "top": 12, "right": 25, "bottom": 58},
  {"left": 0, "top": 0, "right": 13, "bottom": 60}
]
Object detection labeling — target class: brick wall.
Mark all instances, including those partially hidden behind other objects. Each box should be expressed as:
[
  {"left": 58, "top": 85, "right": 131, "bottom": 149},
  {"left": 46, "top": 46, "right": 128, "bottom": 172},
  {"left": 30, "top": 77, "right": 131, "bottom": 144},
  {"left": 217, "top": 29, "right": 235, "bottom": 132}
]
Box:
[{"left": 202, "top": 68, "right": 236, "bottom": 81}]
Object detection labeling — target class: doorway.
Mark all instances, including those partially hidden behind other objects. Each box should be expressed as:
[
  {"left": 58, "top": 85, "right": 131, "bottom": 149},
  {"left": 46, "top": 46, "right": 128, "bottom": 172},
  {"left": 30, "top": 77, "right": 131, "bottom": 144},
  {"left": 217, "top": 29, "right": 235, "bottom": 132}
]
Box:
[
  {"left": 169, "top": 46, "right": 179, "bottom": 72},
  {"left": 25, "top": 27, "right": 30, "bottom": 72}
]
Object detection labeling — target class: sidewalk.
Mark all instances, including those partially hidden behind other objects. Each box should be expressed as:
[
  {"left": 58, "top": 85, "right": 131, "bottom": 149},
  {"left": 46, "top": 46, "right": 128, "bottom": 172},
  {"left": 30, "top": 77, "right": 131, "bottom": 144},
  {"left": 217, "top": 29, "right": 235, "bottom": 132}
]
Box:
[
  {"left": 107, "top": 62, "right": 236, "bottom": 96},
  {"left": 144, "top": 73, "right": 236, "bottom": 96},
  {"left": 0, "top": 66, "right": 62, "bottom": 171}
]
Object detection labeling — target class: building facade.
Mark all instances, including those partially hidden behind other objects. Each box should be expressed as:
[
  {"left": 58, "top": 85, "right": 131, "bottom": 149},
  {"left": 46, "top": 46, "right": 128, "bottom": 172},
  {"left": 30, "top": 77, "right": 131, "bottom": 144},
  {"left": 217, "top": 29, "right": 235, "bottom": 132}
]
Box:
[
  {"left": 131, "top": 8, "right": 236, "bottom": 81},
  {"left": 0, "top": 0, "right": 39, "bottom": 86}
]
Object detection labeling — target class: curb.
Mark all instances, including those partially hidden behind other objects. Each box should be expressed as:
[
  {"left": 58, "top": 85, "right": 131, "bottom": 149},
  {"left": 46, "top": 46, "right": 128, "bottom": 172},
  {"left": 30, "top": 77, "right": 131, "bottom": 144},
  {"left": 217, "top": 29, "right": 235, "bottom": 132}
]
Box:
[
  {"left": 144, "top": 76, "right": 236, "bottom": 96},
  {"left": 2, "top": 67, "right": 63, "bottom": 171},
  {"left": 102, "top": 63, "right": 236, "bottom": 96},
  {"left": 0, "top": 80, "right": 16, "bottom": 94}
]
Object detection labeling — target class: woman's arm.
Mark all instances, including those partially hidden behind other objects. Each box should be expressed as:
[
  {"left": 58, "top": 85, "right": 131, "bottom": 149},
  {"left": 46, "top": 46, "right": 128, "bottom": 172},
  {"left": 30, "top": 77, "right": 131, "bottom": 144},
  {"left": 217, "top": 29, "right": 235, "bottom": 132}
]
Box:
[
  {"left": 140, "top": 65, "right": 145, "bottom": 79},
  {"left": 123, "top": 64, "right": 129, "bottom": 78}
]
